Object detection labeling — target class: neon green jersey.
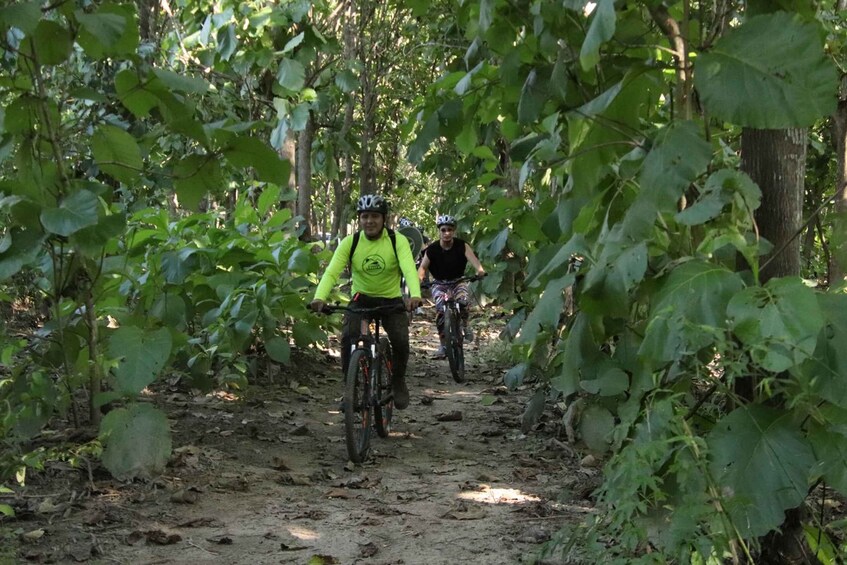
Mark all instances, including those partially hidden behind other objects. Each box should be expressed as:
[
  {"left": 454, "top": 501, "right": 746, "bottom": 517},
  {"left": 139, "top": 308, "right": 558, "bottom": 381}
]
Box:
[{"left": 314, "top": 228, "right": 422, "bottom": 301}]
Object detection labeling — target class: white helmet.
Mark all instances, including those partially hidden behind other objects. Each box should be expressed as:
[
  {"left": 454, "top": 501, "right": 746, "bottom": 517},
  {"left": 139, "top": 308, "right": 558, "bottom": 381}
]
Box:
[
  {"left": 356, "top": 194, "right": 388, "bottom": 215},
  {"left": 399, "top": 217, "right": 414, "bottom": 228},
  {"left": 436, "top": 214, "right": 456, "bottom": 227}
]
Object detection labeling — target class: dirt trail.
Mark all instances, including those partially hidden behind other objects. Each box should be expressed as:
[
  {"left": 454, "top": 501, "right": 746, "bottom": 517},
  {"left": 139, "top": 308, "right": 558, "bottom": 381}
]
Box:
[{"left": 5, "top": 313, "right": 598, "bottom": 564}]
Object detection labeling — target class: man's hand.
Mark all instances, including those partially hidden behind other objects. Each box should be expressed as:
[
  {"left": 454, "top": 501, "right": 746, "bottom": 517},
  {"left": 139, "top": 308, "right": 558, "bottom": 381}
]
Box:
[
  {"left": 310, "top": 299, "right": 326, "bottom": 313},
  {"left": 476, "top": 268, "right": 487, "bottom": 277},
  {"left": 408, "top": 297, "right": 423, "bottom": 311}
]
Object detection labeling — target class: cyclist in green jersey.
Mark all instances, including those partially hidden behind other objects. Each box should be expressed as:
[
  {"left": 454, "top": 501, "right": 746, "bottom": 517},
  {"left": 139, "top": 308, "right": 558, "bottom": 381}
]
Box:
[{"left": 310, "top": 195, "right": 423, "bottom": 409}]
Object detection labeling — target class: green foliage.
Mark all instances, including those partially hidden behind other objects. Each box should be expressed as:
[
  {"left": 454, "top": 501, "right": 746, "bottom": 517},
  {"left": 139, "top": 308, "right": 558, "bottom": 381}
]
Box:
[
  {"left": 100, "top": 403, "right": 171, "bottom": 481},
  {"left": 108, "top": 327, "right": 173, "bottom": 395},
  {"left": 709, "top": 405, "right": 815, "bottom": 538},
  {"left": 695, "top": 13, "right": 838, "bottom": 128},
  {"left": 0, "top": 0, "right": 326, "bottom": 484},
  {"left": 406, "top": 0, "right": 847, "bottom": 561}
]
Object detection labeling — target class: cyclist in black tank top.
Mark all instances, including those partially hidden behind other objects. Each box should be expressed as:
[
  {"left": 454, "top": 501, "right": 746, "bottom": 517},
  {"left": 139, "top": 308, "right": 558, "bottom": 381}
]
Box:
[{"left": 417, "top": 215, "right": 486, "bottom": 358}]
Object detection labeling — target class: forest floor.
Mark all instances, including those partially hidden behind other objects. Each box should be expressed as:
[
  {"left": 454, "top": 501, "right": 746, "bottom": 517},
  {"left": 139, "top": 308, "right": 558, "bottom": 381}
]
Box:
[{"left": 2, "top": 308, "right": 601, "bottom": 565}]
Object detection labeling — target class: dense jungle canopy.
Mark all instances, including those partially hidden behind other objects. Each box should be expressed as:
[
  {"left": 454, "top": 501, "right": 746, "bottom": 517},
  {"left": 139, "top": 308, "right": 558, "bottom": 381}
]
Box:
[{"left": 4, "top": 0, "right": 847, "bottom": 562}]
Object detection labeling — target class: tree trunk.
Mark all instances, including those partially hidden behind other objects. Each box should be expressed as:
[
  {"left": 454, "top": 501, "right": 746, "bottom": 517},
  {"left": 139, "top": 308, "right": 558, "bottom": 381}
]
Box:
[
  {"left": 296, "top": 113, "right": 314, "bottom": 240},
  {"left": 741, "top": 128, "right": 806, "bottom": 283},
  {"left": 741, "top": 128, "right": 812, "bottom": 565},
  {"left": 280, "top": 129, "right": 297, "bottom": 214}
]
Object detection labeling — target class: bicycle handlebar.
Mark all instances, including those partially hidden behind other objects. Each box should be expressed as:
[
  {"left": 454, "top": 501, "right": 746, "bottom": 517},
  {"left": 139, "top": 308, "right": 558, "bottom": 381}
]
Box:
[
  {"left": 319, "top": 303, "right": 408, "bottom": 315},
  {"left": 421, "top": 273, "right": 487, "bottom": 289}
]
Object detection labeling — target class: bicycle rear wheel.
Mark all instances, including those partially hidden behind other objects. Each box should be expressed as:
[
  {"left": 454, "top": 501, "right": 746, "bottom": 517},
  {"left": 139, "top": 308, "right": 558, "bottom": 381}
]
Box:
[
  {"left": 344, "top": 348, "right": 372, "bottom": 463},
  {"left": 444, "top": 306, "right": 465, "bottom": 383},
  {"left": 374, "top": 337, "right": 394, "bottom": 438}
]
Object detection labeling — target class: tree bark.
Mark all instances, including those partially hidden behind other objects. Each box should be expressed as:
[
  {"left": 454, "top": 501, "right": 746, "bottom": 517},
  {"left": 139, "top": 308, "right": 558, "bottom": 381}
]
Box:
[
  {"left": 297, "top": 113, "right": 314, "bottom": 240},
  {"left": 741, "top": 128, "right": 807, "bottom": 283},
  {"left": 741, "top": 128, "right": 811, "bottom": 565},
  {"left": 280, "top": 129, "right": 297, "bottom": 214}
]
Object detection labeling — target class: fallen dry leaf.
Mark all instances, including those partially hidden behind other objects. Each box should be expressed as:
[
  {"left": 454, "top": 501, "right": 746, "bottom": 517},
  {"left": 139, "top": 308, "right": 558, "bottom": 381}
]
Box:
[
  {"left": 358, "top": 541, "right": 379, "bottom": 558},
  {"left": 21, "top": 528, "right": 45, "bottom": 542},
  {"left": 441, "top": 502, "right": 487, "bottom": 520},
  {"left": 170, "top": 489, "right": 199, "bottom": 504},
  {"left": 436, "top": 411, "right": 462, "bottom": 422},
  {"left": 145, "top": 529, "right": 182, "bottom": 545}
]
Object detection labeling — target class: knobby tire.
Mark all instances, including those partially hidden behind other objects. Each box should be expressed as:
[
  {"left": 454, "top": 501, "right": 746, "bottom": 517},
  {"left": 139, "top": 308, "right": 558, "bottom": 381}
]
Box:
[
  {"left": 374, "top": 337, "right": 393, "bottom": 438},
  {"left": 444, "top": 306, "right": 465, "bottom": 383},
  {"left": 344, "top": 348, "right": 372, "bottom": 463}
]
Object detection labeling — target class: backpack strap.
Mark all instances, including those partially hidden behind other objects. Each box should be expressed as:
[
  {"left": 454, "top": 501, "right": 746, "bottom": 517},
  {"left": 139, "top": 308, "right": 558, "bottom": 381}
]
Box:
[{"left": 348, "top": 229, "right": 399, "bottom": 270}]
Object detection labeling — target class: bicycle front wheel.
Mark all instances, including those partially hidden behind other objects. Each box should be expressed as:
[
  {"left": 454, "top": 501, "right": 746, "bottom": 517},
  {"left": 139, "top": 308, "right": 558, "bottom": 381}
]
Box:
[
  {"left": 444, "top": 306, "right": 465, "bottom": 383},
  {"left": 344, "top": 348, "right": 372, "bottom": 463},
  {"left": 374, "top": 337, "right": 394, "bottom": 438}
]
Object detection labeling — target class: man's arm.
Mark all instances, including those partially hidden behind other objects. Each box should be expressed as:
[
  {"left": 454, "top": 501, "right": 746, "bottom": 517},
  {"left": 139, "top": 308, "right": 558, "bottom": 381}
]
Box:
[
  {"left": 464, "top": 242, "right": 486, "bottom": 276},
  {"left": 417, "top": 253, "right": 430, "bottom": 281},
  {"left": 311, "top": 235, "right": 354, "bottom": 309},
  {"left": 396, "top": 235, "right": 422, "bottom": 300}
]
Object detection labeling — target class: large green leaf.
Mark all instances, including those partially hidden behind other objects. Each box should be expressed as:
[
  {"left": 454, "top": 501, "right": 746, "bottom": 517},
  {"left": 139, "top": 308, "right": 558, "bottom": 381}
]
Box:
[
  {"left": 579, "top": 0, "right": 616, "bottom": 70},
  {"left": 804, "top": 293, "right": 847, "bottom": 407},
  {"left": 0, "top": 228, "right": 45, "bottom": 281},
  {"left": 808, "top": 415, "right": 847, "bottom": 496},
  {"left": 25, "top": 20, "right": 72, "bottom": 65},
  {"left": 677, "top": 169, "right": 760, "bottom": 226},
  {"left": 580, "top": 363, "right": 629, "bottom": 397},
  {"left": 727, "top": 277, "right": 824, "bottom": 372},
  {"left": 75, "top": 3, "right": 138, "bottom": 59},
  {"left": 100, "top": 403, "right": 172, "bottom": 480},
  {"left": 277, "top": 59, "right": 305, "bottom": 91},
  {"left": 407, "top": 112, "right": 440, "bottom": 164},
  {"left": 639, "top": 121, "right": 711, "bottom": 212},
  {"left": 581, "top": 241, "right": 647, "bottom": 318},
  {"left": 553, "top": 312, "right": 600, "bottom": 396},
  {"left": 71, "top": 211, "right": 126, "bottom": 257},
  {"left": 40, "top": 189, "right": 99, "bottom": 237},
  {"left": 115, "top": 70, "right": 160, "bottom": 118},
  {"left": 174, "top": 154, "right": 222, "bottom": 211},
  {"left": 0, "top": 1, "right": 41, "bottom": 34},
  {"left": 108, "top": 326, "right": 173, "bottom": 395},
  {"left": 150, "top": 294, "right": 187, "bottom": 329},
  {"left": 292, "top": 321, "right": 326, "bottom": 348},
  {"left": 335, "top": 69, "right": 359, "bottom": 92},
  {"left": 694, "top": 12, "right": 837, "bottom": 127},
  {"left": 518, "top": 273, "right": 575, "bottom": 343},
  {"left": 640, "top": 260, "right": 744, "bottom": 364},
  {"left": 223, "top": 136, "right": 290, "bottom": 183},
  {"left": 92, "top": 125, "right": 142, "bottom": 184},
  {"left": 579, "top": 404, "right": 615, "bottom": 452},
  {"left": 517, "top": 68, "right": 548, "bottom": 124},
  {"left": 708, "top": 405, "right": 814, "bottom": 538},
  {"left": 567, "top": 72, "right": 658, "bottom": 193},
  {"left": 152, "top": 68, "right": 210, "bottom": 95},
  {"left": 265, "top": 336, "right": 291, "bottom": 364}
]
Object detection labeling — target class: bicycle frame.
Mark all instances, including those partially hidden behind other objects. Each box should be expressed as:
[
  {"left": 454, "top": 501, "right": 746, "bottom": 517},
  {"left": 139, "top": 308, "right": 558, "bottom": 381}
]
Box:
[
  {"left": 422, "top": 274, "right": 485, "bottom": 382},
  {"left": 322, "top": 303, "right": 404, "bottom": 462}
]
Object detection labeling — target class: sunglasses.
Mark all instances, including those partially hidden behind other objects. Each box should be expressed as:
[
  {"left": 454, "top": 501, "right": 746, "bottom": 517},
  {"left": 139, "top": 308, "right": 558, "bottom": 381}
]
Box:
[{"left": 440, "top": 227, "right": 454, "bottom": 233}]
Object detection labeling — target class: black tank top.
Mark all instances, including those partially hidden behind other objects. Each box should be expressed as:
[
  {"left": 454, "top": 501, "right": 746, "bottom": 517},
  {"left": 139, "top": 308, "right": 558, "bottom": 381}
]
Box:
[{"left": 425, "top": 239, "right": 467, "bottom": 281}]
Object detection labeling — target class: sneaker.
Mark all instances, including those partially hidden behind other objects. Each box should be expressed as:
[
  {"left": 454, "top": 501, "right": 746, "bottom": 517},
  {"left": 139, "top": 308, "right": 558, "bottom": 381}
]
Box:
[
  {"left": 463, "top": 325, "right": 474, "bottom": 343},
  {"left": 393, "top": 378, "right": 409, "bottom": 410},
  {"left": 432, "top": 345, "right": 447, "bottom": 359}
]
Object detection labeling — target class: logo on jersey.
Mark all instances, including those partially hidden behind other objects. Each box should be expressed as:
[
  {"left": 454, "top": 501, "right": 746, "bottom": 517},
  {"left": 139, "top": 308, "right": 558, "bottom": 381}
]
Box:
[{"left": 362, "top": 255, "right": 385, "bottom": 274}]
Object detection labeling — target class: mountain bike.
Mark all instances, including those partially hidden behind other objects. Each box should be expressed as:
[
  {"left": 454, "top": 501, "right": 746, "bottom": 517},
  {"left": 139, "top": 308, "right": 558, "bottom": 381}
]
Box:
[
  {"left": 323, "top": 303, "right": 404, "bottom": 463},
  {"left": 424, "top": 274, "right": 486, "bottom": 383}
]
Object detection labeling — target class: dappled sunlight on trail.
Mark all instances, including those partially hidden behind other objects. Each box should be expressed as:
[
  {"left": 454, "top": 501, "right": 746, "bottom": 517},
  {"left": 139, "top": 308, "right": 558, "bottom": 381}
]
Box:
[{"left": 457, "top": 485, "right": 540, "bottom": 505}]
